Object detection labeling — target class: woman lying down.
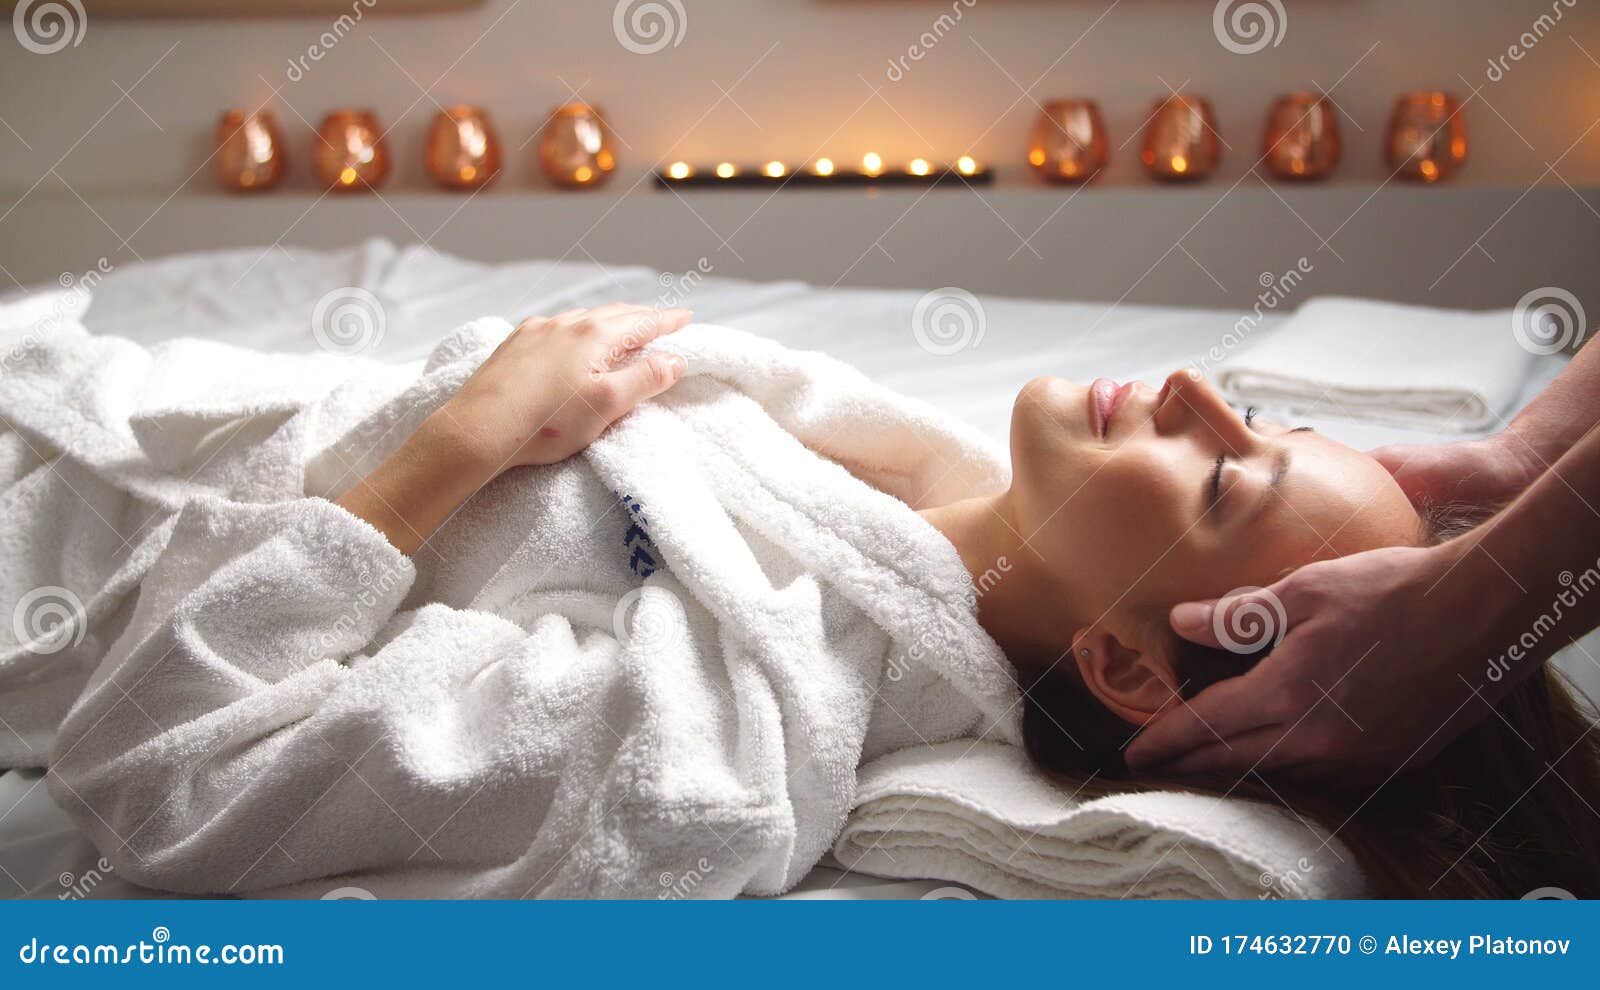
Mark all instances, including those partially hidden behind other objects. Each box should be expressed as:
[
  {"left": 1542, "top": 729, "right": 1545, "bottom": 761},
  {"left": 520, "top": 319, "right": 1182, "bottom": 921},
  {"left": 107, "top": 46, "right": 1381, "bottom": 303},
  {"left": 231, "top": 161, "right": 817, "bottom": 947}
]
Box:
[{"left": 6, "top": 303, "right": 1597, "bottom": 898}]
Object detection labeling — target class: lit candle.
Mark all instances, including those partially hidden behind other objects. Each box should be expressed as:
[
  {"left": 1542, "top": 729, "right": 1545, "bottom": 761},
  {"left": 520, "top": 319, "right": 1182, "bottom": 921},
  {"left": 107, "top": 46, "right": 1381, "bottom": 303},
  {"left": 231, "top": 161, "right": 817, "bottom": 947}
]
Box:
[
  {"left": 956, "top": 155, "right": 978, "bottom": 176},
  {"left": 908, "top": 158, "right": 930, "bottom": 176},
  {"left": 667, "top": 161, "right": 691, "bottom": 180},
  {"left": 813, "top": 157, "right": 835, "bottom": 176},
  {"left": 764, "top": 160, "right": 786, "bottom": 178},
  {"left": 715, "top": 162, "right": 737, "bottom": 179},
  {"left": 862, "top": 152, "right": 883, "bottom": 176}
]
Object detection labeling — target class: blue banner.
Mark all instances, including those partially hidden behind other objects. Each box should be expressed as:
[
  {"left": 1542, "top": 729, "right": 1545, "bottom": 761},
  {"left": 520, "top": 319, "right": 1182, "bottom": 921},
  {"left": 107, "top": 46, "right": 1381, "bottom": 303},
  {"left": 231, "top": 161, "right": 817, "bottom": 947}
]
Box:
[{"left": 1, "top": 899, "right": 1591, "bottom": 986}]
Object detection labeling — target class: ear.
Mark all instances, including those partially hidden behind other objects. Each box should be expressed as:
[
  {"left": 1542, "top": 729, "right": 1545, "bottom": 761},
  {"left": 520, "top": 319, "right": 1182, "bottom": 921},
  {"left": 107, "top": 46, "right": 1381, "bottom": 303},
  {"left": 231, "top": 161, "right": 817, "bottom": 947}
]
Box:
[{"left": 1070, "top": 626, "right": 1182, "bottom": 724}]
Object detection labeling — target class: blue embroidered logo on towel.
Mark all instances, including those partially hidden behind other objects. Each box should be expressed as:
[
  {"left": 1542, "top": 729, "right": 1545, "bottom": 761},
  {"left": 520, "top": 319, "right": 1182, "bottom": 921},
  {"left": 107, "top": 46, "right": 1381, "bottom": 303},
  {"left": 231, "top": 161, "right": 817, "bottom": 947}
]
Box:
[{"left": 617, "top": 492, "right": 661, "bottom": 578}]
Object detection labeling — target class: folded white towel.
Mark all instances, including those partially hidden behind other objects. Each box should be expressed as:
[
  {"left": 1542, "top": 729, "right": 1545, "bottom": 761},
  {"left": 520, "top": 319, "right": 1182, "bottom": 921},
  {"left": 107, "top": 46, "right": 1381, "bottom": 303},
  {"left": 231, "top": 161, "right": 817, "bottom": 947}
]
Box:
[
  {"left": 835, "top": 741, "right": 1369, "bottom": 899},
  {"left": 1216, "top": 296, "right": 1535, "bottom": 433}
]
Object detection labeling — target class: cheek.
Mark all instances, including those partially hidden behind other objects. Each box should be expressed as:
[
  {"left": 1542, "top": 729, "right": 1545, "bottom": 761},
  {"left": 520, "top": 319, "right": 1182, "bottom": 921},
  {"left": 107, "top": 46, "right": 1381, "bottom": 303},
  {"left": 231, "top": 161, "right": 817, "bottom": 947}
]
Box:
[{"left": 1031, "top": 453, "right": 1195, "bottom": 603}]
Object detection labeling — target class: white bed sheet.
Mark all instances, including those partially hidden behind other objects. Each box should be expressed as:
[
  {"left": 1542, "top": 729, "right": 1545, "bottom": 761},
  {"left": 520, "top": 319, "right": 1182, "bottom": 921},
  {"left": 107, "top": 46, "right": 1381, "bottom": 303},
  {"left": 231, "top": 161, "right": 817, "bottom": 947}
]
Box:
[{"left": 0, "top": 240, "right": 1582, "bottom": 901}]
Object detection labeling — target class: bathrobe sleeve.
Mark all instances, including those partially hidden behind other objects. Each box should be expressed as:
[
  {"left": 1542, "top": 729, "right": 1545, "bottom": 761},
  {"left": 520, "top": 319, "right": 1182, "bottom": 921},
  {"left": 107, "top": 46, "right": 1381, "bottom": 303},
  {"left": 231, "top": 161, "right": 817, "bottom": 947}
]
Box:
[{"left": 45, "top": 493, "right": 538, "bottom": 893}]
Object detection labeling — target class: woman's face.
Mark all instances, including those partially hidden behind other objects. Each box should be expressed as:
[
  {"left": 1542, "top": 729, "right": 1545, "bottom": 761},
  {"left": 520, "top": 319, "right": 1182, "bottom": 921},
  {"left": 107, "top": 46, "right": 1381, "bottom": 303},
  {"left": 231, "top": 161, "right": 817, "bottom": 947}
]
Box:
[{"left": 1007, "top": 369, "right": 1421, "bottom": 646}]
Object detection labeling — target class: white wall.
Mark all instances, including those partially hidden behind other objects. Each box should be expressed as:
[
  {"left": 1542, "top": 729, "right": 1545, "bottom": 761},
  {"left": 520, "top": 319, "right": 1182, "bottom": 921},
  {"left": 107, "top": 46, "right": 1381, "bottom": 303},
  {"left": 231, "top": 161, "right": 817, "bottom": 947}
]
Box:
[
  {"left": 4, "top": 0, "right": 1598, "bottom": 192},
  {"left": 2, "top": 0, "right": 1598, "bottom": 307}
]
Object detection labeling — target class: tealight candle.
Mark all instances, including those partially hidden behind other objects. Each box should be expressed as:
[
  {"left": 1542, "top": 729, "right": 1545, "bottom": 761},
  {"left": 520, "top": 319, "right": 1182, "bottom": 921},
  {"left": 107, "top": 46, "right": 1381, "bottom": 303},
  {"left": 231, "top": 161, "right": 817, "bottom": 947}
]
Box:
[
  {"left": 764, "top": 160, "right": 786, "bottom": 178},
  {"left": 955, "top": 155, "right": 978, "bottom": 176},
  {"left": 813, "top": 157, "right": 835, "bottom": 176},
  {"left": 667, "top": 161, "right": 691, "bottom": 180},
  {"left": 907, "top": 158, "right": 930, "bottom": 176},
  {"left": 715, "top": 162, "right": 737, "bottom": 179},
  {"left": 862, "top": 152, "right": 883, "bottom": 176}
]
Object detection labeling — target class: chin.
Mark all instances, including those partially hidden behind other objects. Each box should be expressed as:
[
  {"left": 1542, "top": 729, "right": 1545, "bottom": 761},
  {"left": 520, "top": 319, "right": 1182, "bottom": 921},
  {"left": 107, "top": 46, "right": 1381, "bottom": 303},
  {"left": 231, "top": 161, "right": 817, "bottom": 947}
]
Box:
[{"left": 1011, "top": 375, "right": 1089, "bottom": 465}]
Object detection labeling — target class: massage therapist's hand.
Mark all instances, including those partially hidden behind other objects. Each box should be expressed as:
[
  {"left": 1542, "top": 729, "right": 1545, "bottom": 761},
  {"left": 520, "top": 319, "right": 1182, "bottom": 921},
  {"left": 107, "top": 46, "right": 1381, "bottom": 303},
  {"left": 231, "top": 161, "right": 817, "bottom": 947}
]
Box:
[
  {"left": 337, "top": 304, "right": 691, "bottom": 554},
  {"left": 1124, "top": 540, "right": 1503, "bottom": 783},
  {"left": 1369, "top": 435, "right": 1538, "bottom": 512}
]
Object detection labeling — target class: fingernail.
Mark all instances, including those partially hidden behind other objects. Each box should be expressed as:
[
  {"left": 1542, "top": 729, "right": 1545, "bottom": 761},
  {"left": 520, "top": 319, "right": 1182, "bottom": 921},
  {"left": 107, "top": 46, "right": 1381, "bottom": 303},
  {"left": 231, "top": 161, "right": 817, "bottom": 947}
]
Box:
[
  {"left": 1171, "top": 601, "right": 1212, "bottom": 636},
  {"left": 667, "top": 353, "right": 687, "bottom": 377}
]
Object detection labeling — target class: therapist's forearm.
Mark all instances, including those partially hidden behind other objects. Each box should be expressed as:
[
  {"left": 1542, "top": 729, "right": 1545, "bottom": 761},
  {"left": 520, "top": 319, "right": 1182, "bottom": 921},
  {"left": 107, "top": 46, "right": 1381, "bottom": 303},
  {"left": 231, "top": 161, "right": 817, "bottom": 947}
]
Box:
[
  {"left": 1445, "top": 417, "right": 1600, "bottom": 694},
  {"left": 1499, "top": 336, "right": 1600, "bottom": 469}
]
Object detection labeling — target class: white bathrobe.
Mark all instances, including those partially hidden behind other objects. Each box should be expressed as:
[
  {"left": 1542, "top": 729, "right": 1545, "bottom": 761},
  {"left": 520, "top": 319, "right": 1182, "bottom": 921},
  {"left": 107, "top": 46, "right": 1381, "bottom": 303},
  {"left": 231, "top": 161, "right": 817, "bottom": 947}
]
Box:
[{"left": 0, "top": 298, "right": 1021, "bottom": 898}]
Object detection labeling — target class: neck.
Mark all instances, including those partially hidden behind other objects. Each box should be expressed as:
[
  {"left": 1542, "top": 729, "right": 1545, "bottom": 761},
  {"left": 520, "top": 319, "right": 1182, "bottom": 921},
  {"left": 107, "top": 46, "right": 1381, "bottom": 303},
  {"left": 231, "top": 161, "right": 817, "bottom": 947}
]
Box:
[{"left": 918, "top": 492, "right": 1065, "bottom": 669}]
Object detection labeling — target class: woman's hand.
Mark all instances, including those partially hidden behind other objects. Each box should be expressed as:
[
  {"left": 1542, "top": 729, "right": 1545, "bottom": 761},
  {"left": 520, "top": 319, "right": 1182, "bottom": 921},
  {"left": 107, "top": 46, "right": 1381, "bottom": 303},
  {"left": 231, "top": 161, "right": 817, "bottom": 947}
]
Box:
[
  {"left": 336, "top": 304, "right": 691, "bottom": 555},
  {"left": 440, "top": 304, "right": 692, "bottom": 470},
  {"left": 1369, "top": 434, "right": 1540, "bottom": 512}
]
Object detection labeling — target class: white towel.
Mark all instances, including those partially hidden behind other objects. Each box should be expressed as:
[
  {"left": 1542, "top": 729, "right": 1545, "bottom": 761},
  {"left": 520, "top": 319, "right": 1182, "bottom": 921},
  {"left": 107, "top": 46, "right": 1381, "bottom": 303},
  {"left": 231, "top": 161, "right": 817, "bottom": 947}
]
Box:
[
  {"left": 836, "top": 741, "right": 1369, "bottom": 899},
  {"left": 3, "top": 309, "right": 1024, "bottom": 897},
  {"left": 1215, "top": 296, "right": 1535, "bottom": 433}
]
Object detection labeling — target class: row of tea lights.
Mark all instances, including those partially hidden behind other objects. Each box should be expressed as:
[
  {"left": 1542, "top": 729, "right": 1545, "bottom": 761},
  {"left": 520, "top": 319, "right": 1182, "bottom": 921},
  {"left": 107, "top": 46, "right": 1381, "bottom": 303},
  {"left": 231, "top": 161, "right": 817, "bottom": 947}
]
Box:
[
  {"left": 1018, "top": 90, "right": 1469, "bottom": 185},
  {"left": 214, "top": 90, "right": 1469, "bottom": 193},
  {"left": 215, "top": 103, "right": 616, "bottom": 191}
]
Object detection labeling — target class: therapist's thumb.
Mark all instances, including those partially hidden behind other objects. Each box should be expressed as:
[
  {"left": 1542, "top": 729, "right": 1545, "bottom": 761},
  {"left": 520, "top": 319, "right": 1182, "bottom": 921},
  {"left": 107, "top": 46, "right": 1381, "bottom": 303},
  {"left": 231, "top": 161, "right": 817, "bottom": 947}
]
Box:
[
  {"left": 1171, "top": 585, "right": 1292, "bottom": 654},
  {"left": 1169, "top": 600, "right": 1219, "bottom": 645}
]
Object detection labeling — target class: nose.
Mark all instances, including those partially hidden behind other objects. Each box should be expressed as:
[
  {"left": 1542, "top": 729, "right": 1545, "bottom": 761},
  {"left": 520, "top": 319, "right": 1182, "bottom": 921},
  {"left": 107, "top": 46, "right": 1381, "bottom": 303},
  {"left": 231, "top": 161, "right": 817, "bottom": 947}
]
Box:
[{"left": 1153, "top": 369, "right": 1253, "bottom": 451}]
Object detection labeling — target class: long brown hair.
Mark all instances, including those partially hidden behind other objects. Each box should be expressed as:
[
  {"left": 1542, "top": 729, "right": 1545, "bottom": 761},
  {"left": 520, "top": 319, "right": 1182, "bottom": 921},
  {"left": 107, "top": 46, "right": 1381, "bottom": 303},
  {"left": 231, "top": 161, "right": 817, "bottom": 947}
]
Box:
[
  {"left": 1021, "top": 505, "right": 1600, "bottom": 898},
  {"left": 1023, "top": 657, "right": 1600, "bottom": 898}
]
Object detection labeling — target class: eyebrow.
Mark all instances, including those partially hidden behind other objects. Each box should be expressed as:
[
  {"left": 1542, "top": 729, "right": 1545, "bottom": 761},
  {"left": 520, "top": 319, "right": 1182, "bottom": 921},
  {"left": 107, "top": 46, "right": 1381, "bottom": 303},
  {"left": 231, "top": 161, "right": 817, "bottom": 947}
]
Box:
[{"left": 1249, "top": 446, "right": 1292, "bottom": 524}]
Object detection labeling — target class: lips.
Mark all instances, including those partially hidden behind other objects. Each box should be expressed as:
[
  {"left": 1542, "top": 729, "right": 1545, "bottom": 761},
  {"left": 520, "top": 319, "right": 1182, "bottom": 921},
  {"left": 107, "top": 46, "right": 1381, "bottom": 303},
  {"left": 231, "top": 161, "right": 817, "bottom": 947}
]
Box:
[{"left": 1088, "top": 378, "right": 1137, "bottom": 437}]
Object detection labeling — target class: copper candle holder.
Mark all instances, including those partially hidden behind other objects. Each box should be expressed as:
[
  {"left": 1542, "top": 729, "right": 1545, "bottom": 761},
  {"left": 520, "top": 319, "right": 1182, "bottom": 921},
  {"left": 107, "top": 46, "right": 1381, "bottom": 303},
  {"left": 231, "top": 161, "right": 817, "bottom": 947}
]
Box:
[
  {"left": 1262, "top": 92, "right": 1341, "bottom": 181},
  {"left": 215, "top": 109, "right": 287, "bottom": 192},
  {"left": 313, "top": 109, "right": 390, "bottom": 192},
  {"left": 1141, "top": 96, "right": 1221, "bottom": 182},
  {"left": 538, "top": 103, "right": 616, "bottom": 189},
  {"left": 1385, "top": 92, "right": 1467, "bottom": 183},
  {"left": 425, "top": 105, "right": 502, "bottom": 190},
  {"left": 1028, "top": 100, "right": 1109, "bottom": 184}
]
